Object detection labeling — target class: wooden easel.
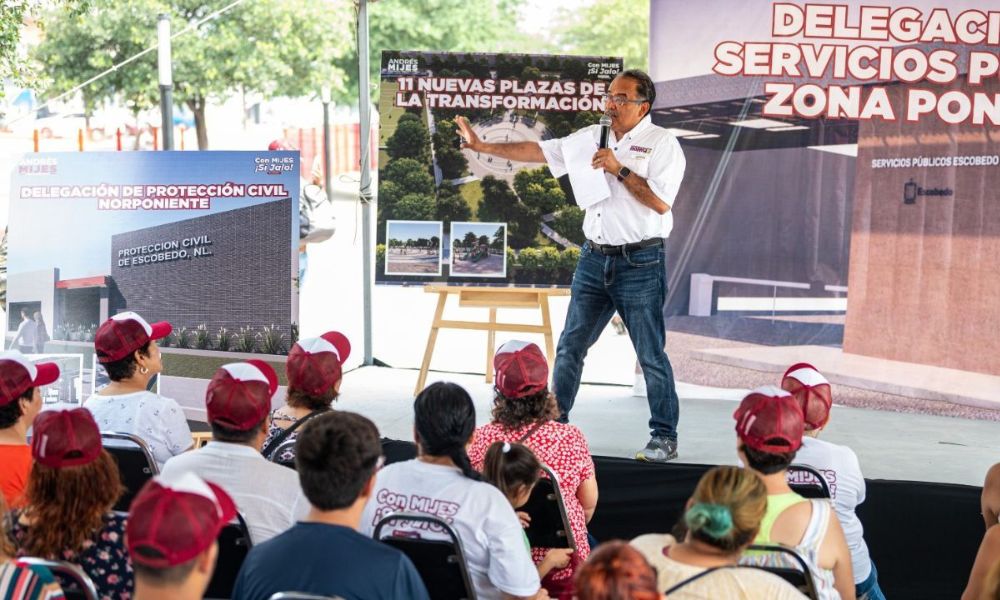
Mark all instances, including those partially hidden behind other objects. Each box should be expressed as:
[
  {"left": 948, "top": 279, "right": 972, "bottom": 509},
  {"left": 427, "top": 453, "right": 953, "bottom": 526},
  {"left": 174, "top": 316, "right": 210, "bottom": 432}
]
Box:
[{"left": 415, "top": 285, "right": 571, "bottom": 395}]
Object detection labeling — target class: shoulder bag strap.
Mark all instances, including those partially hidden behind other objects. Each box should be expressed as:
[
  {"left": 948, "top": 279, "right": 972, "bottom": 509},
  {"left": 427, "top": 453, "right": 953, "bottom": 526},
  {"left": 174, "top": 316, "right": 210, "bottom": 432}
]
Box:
[
  {"left": 516, "top": 420, "right": 547, "bottom": 444},
  {"left": 262, "top": 409, "right": 328, "bottom": 460}
]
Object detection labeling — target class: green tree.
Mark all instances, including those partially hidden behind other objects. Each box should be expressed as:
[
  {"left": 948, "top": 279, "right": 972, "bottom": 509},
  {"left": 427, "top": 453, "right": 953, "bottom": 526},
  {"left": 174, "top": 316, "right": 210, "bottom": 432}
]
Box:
[
  {"left": 514, "top": 167, "right": 565, "bottom": 215},
  {"left": 478, "top": 175, "right": 537, "bottom": 249},
  {"left": 462, "top": 231, "right": 478, "bottom": 247},
  {"left": 383, "top": 158, "right": 434, "bottom": 195},
  {"left": 433, "top": 119, "right": 468, "bottom": 180},
  {"left": 478, "top": 234, "right": 490, "bottom": 246},
  {"left": 435, "top": 185, "right": 471, "bottom": 224},
  {"left": 394, "top": 193, "right": 436, "bottom": 221},
  {"left": 490, "top": 226, "right": 505, "bottom": 251},
  {"left": 386, "top": 118, "right": 431, "bottom": 164},
  {"left": 552, "top": 0, "right": 649, "bottom": 71},
  {"left": 551, "top": 206, "right": 586, "bottom": 246},
  {"left": 342, "top": 0, "right": 528, "bottom": 102},
  {"left": 32, "top": 0, "right": 352, "bottom": 148},
  {"left": 1, "top": 1, "right": 89, "bottom": 92}
]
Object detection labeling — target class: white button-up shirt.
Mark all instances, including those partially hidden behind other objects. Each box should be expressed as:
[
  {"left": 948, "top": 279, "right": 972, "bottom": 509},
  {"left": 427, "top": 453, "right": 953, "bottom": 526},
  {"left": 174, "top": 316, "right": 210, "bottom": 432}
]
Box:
[
  {"left": 160, "top": 440, "right": 309, "bottom": 544},
  {"left": 539, "top": 115, "right": 686, "bottom": 245}
]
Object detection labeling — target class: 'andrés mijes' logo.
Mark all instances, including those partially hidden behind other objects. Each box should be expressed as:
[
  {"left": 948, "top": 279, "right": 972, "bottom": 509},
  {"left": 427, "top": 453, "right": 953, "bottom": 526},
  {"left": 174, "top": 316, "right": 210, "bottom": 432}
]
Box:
[{"left": 903, "top": 178, "right": 953, "bottom": 205}]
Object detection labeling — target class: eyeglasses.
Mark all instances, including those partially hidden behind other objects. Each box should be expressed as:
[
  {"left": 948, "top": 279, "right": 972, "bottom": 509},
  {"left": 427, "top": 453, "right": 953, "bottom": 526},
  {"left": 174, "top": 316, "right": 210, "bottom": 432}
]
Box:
[{"left": 602, "top": 94, "right": 648, "bottom": 105}]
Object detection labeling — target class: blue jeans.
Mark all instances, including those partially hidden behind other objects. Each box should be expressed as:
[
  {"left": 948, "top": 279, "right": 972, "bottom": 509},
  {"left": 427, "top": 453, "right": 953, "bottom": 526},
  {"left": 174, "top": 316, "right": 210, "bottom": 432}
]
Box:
[
  {"left": 553, "top": 241, "right": 680, "bottom": 440},
  {"left": 856, "top": 561, "right": 886, "bottom": 600}
]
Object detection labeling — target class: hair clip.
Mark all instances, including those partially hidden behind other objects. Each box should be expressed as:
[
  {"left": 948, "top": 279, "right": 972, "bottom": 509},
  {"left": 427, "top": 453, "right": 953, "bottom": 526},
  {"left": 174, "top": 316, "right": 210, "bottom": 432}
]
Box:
[{"left": 502, "top": 441, "right": 511, "bottom": 453}]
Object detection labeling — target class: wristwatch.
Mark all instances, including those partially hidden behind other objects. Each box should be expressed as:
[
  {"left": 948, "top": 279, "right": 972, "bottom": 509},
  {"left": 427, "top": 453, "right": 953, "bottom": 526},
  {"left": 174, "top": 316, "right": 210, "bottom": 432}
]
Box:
[{"left": 616, "top": 166, "right": 631, "bottom": 182}]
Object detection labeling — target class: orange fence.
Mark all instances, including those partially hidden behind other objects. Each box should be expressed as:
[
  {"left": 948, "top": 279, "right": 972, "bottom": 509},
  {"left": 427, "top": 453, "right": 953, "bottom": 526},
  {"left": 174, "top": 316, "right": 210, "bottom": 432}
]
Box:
[
  {"left": 28, "top": 123, "right": 378, "bottom": 178},
  {"left": 280, "top": 124, "right": 379, "bottom": 180}
]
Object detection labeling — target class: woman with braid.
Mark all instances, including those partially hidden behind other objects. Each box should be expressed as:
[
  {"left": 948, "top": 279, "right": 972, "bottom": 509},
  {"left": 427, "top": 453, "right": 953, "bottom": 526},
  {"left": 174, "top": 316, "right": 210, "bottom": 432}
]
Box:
[
  {"left": 361, "top": 382, "right": 546, "bottom": 600},
  {"left": 631, "top": 466, "right": 806, "bottom": 599}
]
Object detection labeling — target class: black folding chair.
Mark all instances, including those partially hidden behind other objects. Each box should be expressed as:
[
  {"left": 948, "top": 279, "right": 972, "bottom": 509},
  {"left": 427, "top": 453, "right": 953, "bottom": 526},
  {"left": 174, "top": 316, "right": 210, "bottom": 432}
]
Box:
[
  {"left": 743, "top": 544, "right": 819, "bottom": 600},
  {"left": 101, "top": 432, "right": 159, "bottom": 511},
  {"left": 787, "top": 464, "right": 832, "bottom": 499},
  {"left": 267, "top": 594, "right": 344, "bottom": 600},
  {"left": 204, "top": 513, "right": 253, "bottom": 600},
  {"left": 18, "top": 558, "right": 99, "bottom": 600},
  {"left": 519, "top": 463, "right": 575, "bottom": 550},
  {"left": 373, "top": 512, "right": 477, "bottom": 600}
]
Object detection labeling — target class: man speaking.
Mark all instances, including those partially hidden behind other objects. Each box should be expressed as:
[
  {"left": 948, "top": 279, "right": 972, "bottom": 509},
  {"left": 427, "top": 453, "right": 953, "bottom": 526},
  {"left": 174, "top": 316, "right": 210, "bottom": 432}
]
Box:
[{"left": 457, "top": 69, "right": 686, "bottom": 462}]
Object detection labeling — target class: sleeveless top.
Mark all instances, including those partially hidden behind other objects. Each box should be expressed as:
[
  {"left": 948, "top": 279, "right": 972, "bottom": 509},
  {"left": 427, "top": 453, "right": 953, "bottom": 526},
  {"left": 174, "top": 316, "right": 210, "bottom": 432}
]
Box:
[
  {"left": 757, "top": 491, "right": 806, "bottom": 543},
  {"left": 742, "top": 498, "right": 840, "bottom": 600}
]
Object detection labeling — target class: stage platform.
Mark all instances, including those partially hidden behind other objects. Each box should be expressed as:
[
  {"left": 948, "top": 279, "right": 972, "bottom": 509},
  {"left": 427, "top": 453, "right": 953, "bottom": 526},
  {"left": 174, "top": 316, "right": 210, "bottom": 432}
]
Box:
[{"left": 171, "top": 365, "right": 998, "bottom": 487}]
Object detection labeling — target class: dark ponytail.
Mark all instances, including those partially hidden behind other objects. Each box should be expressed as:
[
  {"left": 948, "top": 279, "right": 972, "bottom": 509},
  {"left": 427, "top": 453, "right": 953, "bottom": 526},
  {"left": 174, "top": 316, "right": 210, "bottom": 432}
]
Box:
[
  {"left": 414, "top": 382, "right": 480, "bottom": 481},
  {"left": 482, "top": 441, "right": 542, "bottom": 504}
]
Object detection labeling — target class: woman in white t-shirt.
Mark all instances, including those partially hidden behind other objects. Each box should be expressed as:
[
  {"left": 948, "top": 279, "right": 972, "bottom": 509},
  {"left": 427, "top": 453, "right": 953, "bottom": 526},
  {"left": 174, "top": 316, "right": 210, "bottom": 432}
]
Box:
[
  {"left": 360, "top": 382, "right": 545, "bottom": 600},
  {"left": 632, "top": 465, "right": 806, "bottom": 600},
  {"left": 84, "top": 312, "right": 193, "bottom": 468}
]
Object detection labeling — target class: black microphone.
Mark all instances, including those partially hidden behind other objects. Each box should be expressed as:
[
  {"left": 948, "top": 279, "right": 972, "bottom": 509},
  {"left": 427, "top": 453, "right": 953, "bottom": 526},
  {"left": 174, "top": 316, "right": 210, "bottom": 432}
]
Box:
[{"left": 599, "top": 112, "right": 612, "bottom": 149}]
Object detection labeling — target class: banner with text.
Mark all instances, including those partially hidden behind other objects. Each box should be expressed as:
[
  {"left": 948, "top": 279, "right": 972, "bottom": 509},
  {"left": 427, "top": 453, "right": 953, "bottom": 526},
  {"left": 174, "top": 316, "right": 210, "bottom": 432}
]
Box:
[
  {"left": 651, "top": 0, "right": 1000, "bottom": 383},
  {"left": 377, "top": 51, "right": 622, "bottom": 285},
  {"left": 7, "top": 151, "right": 299, "bottom": 357}
]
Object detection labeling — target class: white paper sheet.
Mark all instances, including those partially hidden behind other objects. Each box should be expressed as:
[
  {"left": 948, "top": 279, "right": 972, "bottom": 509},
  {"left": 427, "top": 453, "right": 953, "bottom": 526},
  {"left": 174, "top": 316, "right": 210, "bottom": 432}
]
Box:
[{"left": 563, "top": 134, "right": 611, "bottom": 209}]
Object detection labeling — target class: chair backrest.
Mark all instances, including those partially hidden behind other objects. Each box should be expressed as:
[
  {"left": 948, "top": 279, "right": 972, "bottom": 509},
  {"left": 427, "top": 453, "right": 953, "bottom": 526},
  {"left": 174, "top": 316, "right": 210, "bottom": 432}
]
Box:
[
  {"left": 101, "top": 432, "right": 159, "bottom": 511},
  {"left": 267, "top": 594, "right": 344, "bottom": 600},
  {"left": 204, "top": 512, "right": 253, "bottom": 600},
  {"left": 373, "top": 512, "right": 477, "bottom": 600},
  {"left": 744, "top": 544, "right": 819, "bottom": 600},
  {"left": 786, "top": 464, "right": 832, "bottom": 499},
  {"left": 519, "top": 463, "right": 575, "bottom": 550},
  {"left": 18, "top": 557, "right": 99, "bottom": 600}
]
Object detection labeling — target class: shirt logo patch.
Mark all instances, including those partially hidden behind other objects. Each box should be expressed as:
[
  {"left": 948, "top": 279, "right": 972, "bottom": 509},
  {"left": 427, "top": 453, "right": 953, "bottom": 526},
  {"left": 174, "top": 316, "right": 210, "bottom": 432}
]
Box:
[{"left": 630, "top": 145, "right": 652, "bottom": 154}]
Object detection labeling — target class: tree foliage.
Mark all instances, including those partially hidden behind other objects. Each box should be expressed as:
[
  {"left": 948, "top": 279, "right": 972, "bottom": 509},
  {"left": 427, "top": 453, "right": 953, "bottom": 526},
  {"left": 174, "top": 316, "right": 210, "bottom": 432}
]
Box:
[
  {"left": 551, "top": 0, "right": 649, "bottom": 71},
  {"left": 31, "top": 0, "right": 353, "bottom": 148},
  {"left": 386, "top": 118, "right": 431, "bottom": 164},
  {"left": 514, "top": 166, "right": 565, "bottom": 215},
  {"left": 394, "top": 193, "right": 436, "bottom": 221},
  {"left": 435, "top": 185, "right": 471, "bottom": 224},
  {"left": 340, "top": 0, "right": 529, "bottom": 102}
]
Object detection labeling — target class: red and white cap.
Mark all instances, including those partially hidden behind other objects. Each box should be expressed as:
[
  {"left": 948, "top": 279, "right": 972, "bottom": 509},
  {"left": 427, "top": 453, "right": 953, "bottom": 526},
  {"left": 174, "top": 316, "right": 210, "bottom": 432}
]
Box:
[
  {"left": 206, "top": 360, "right": 279, "bottom": 431},
  {"left": 127, "top": 472, "right": 237, "bottom": 568},
  {"left": 31, "top": 408, "right": 103, "bottom": 468},
  {"left": 286, "top": 331, "right": 350, "bottom": 396},
  {"left": 733, "top": 386, "right": 805, "bottom": 453},
  {"left": 95, "top": 311, "right": 172, "bottom": 363},
  {"left": 781, "top": 362, "right": 833, "bottom": 430},
  {"left": 493, "top": 340, "right": 549, "bottom": 399},
  {"left": 0, "top": 350, "right": 60, "bottom": 406}
]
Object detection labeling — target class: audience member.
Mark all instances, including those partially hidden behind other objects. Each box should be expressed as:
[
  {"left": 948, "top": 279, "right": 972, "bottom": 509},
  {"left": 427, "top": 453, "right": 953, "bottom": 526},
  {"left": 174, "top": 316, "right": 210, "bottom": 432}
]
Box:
[
  {"left": 0, "top": 491, "right": 64, "bottom": 600},
  {"left": 361, "top": 381, "right": 545, "bottom": 600},
  {"left": 962, "top": 525, "right": 1000, "bottom": 600},
  {"left": 160, "top": 361, "right": 308, "bottom": 543},
  {"left": 84, "top": 312, "right": 193, "bottom": 467},
  {"left": 574, "top": 541, "right": 660, "bottom": 600},
  {"left": 262, "top": 331, "right": 350, "bottom": 466},
  {"left": 233, "top": 411, "right": 429, "bottom": 600},
  {"left": 8, "top": 408, "right": 132, "bottom": 599},
  {"left": 632, "top": 465, "right": 805, "bottom": 599},
  {"left": 0, "top": 351, "right": 59, "bottom": 507},
  {"left": 127, "top": 473, "right": 234, "bottom": 600},
  {"left": 782, "top": 363, "right": 885, "bottom": 600},
  {"left": 981, "top": 463, "right": 1000, "bottom": 528},
  {"left": 482, "top": 440, "right": 575, "bottom": 579},
  {"left": 734, "top": 387, "right": 855, "bottom": 600},
  {"left": 469, "top": 341, "right": 598, "bottom": 596}
]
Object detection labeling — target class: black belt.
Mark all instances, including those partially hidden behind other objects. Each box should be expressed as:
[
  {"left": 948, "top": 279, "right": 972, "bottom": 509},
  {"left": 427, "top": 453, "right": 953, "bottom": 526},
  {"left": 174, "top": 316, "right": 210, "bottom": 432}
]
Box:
[{"left": 587, "top": 238, "right": 663, "bottom": 256}]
